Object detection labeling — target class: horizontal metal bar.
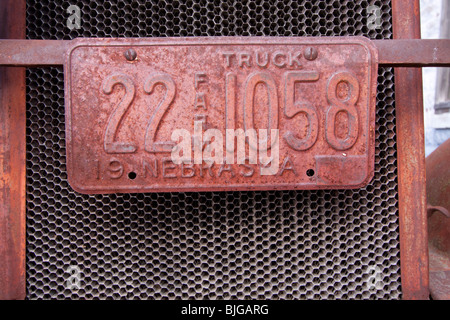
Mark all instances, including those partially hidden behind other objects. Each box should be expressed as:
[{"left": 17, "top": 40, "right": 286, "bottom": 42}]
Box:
[
  {"left": 0, "top": 38, "right": 449, "bottom": 67},
  {"left": 374, "top": 39, "right": 450, "bottom": 67},
  {"left": 0, "top": 39, "right": 68, "bottom": 66}
]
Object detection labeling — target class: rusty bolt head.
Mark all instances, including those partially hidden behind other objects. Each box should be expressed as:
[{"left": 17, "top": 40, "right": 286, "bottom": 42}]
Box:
[
  {"left": 124, "top": 48, "right": 137, "bottom": 61},
  {"left": 304, "top": 47, "right": 318, "bottom": 60}
]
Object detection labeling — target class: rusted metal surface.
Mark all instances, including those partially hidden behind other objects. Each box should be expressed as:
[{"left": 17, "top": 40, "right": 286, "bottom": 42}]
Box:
[
  {"left": 0, "top": 0, "right": 26, "bottom": 300},
  {"left": 2, "top": 38, "right": 450, "bottom": 67},
  {"left": 374, "top": 39, "right": 450, "bottom": 67},
  {"left": 0, "top": 1, "right": 446, "bottom": 299},
  {"left": 64, "top": 37, "right": 377, "bottom": 193},
  {"left": 426, "top": 138, "right": 450, "bottom": 300},
  {"left": 0, "top": 39, "right": 69, "bottom": 66},
  {"left": 392, "top": 0, "right": 430, "bottom": 300}
]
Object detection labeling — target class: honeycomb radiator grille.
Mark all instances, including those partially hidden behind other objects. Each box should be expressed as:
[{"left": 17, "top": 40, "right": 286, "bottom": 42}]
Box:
[{"left": 25, "top": 0, "right": 401, "bottom": 299}]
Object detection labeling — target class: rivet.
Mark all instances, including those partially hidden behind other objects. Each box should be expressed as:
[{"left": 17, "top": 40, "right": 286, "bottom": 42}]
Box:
[
  {"left": 124, "top": 48, "right": 137, "bottom": 61},
  {"left": 304, "top": 47, "right": 318, "bottom": 61}
]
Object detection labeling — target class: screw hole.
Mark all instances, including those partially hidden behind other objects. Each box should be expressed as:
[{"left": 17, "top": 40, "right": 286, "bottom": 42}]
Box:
[
  {"left": 306, "top": 169, "right": 315, "bottom": 177},
  {"left": 128, "top": 171, "right": 137, "bottom": 180}
]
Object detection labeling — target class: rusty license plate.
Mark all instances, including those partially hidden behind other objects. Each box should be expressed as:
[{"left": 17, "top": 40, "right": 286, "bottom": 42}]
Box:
[{"left": 65, "top": 37, "right": 378, "bottom": 194}]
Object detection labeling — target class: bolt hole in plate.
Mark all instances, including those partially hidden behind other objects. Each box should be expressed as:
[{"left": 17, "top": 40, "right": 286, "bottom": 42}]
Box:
[
  {"left": 64, "top": 37, "right": 377, "bottom": 194},
  {"left": 128, "top": 172, "right": 137, "bottom": 180}
]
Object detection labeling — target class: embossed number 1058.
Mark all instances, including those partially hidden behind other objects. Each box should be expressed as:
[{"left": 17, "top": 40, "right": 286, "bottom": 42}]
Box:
[{"left": 225, "top": 70, "right": 360, "bottom": 151}]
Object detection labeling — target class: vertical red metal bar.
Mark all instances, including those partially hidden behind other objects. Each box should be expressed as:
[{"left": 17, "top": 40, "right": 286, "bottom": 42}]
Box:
[
  {"left": 0, "top": 0, "right": 27, "bottom": 299},
  {"left": 392, "top": 0, "right": 430, "bottom": 299}
]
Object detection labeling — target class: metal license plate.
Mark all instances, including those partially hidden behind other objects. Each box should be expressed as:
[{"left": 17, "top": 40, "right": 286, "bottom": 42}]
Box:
[{"left": 65, "top": 37, "right": 377, "bottom": 194}]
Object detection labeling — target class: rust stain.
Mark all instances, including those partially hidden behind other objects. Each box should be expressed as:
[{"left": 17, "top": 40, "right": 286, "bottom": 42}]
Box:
[
  {"left": 392, "top": 0, "right": 430, "bottom": 300},
  {"left": 0, "top": 0, "right": 26, "bottom": 300}
]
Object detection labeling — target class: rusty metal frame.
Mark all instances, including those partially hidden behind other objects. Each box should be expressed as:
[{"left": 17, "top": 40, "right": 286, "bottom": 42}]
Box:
[
  {"left": 0, "top": 0, "right": 26, "bottom": 300},
  {"left": 392, "top": 0, "right": 430, "bottom": 300},
  {"left": 0, "top": 0, "right": 449, "bottom": 299},
  {"left": 1, "top": 38, "right": 449, "bottom": 67}
]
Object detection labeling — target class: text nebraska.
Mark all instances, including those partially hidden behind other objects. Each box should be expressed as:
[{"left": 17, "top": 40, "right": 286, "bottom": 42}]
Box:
[{"left": 95, "top": 156, "right": 297, "bottom": 180}]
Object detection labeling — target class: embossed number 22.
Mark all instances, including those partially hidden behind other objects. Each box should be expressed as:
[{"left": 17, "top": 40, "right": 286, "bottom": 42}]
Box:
[{"left": 102, "top": 73, "right": 175, "bottom": 154}]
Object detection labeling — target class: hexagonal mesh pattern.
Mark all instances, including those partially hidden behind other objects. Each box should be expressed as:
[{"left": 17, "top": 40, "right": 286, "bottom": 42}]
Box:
[{"left": 25, "top": 0, "right": 401, "bottom": 299}]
